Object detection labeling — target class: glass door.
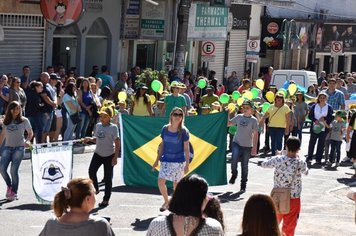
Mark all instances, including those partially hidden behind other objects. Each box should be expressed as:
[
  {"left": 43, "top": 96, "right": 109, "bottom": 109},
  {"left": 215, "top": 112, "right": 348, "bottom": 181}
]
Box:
[{"left": 136, "top": 43, "right": 156, "bottom": 69}]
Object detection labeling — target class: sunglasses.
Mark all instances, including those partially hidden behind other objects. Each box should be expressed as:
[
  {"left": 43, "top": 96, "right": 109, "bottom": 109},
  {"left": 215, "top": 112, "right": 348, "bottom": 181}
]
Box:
[{"left": 172, "top": 113, "right": 183, "bottom": 117}]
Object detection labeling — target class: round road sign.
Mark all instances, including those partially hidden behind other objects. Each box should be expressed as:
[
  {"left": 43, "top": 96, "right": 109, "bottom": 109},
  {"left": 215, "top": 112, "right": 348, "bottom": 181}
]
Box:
[
  {"left": 331, "top": 41, "right": 343, "bottom": 54},
  {"left": 202, "top": 41, "right": 216, "bottom": 56},
  {"left": 248, "top": 40, "right": 258, "bottom": 50}
]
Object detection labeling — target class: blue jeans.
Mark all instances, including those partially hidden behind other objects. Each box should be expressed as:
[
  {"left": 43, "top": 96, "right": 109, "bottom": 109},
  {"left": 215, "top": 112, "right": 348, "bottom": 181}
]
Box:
[
  {"left": 28, "top": 115, "right": 43, "bottom": 143},
  {"left": 76, "top": 112, "right": 90, "bottom": 139},
  {"left": 41, "top": 111, "right": 54, "bottom": 134},
  {"left": 307, "top": 130, "right": 327, "bottom": 162},
  {"left": 329, "top": 140, "right": 342, "bottom": 163},
  {"left": 0, "top": 146, "right": 24, "bottom": 193},
  {"left": 231, "top": 142, "right": 251, "bottom": 189},
  {"left": 63, "top": 113, "right": 77, "bottom": 141},
  {"left": 269, "top": 127, "right": 285, "bottom": 156}
]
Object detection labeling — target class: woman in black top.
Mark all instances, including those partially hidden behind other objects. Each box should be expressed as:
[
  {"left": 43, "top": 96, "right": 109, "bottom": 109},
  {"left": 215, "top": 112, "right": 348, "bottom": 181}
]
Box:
[{"left": 25, "top": 81, "right": 44, "bottom": 143}]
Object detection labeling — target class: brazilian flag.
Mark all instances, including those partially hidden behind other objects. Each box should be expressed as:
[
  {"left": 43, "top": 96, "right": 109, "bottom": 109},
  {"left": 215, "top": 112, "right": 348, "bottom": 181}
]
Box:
[{"left": 120, "top": 112, "right": 227, "bottom": 187}]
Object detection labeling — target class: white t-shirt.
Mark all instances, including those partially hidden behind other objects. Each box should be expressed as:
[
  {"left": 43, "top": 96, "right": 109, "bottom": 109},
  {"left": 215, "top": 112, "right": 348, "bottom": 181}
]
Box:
[{"left": 314, "top": 103, "right": 328, "bottom": 120}]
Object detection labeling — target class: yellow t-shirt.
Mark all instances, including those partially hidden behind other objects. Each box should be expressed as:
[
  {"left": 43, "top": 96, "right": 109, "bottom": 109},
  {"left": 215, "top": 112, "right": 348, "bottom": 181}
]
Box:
[
  {"left": 267, "top": 104, "right": 291, "bottom": 128},
  {"left": 132, "top": 96, "right": 150, "bottom": 116}
]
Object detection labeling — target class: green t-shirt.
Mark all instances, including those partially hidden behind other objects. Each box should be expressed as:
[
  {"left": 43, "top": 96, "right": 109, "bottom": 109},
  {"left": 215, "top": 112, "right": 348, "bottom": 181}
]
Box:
[{"left": 164, "top": 94, "right": 187, "bottom": 117}]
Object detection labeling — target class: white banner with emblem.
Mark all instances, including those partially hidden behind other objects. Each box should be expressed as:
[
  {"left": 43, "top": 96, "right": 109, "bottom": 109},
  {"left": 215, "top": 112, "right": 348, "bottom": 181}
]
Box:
[{"left": 31, "top": 144, "right": 73, "bottom": 203}]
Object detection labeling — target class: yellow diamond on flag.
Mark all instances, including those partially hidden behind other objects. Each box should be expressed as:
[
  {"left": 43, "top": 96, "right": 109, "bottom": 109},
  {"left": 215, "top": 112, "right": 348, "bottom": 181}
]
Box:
[{"left": 133, "top": 133, "right": 217, "bottom": 175}]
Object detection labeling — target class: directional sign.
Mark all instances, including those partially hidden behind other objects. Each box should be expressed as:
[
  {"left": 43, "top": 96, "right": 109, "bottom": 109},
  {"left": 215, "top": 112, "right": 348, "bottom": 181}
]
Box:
[
  {"left": 202, "top": 41, "right": 216, "bottom": 56},
  {"left": 331, "top": 41, "right": 343, "bottom": 56}
]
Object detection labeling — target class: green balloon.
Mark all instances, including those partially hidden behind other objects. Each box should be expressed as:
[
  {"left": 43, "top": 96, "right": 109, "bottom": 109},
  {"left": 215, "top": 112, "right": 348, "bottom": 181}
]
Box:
[
  {"left": 278, "top": 88, "right": 287, "bottom": 97},
  {"left": 251, "top": 88, "right": 259, "bottom": 99},
  {"left": 228, "top": 126, "right": 237, "bottom": 135},
  {"left": 198, "top": 79, "right": 207, "bottom": 89},
  {"left": 219, "top": 93, "right": 230, "bottom": 104},
  {"left": 261, "top": 102, "right": 270, "bottom": 113},
  {"left": 151, "top": 80, "right": 162, "bottom": 92},
  {"left": 232, "top": 91, "right": 241, "bottom": 100},
  {"left": 312, "top": 123, "right": 324, "bottom": 134}
]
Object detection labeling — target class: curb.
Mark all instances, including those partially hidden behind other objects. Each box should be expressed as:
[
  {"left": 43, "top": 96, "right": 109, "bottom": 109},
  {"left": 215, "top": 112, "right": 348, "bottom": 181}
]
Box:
[{"left": 23, "top": 144, "right": 96, "bottom": 160}]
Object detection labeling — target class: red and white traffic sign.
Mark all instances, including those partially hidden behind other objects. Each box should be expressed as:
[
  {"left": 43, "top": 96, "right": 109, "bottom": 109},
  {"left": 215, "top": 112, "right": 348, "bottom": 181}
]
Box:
[
  {"left": 331, "top": 41, "right": 343, "bottom": 56},
  {"left": 247, "top": 39, "right": 260, "bottom": 53},
  {"left": 202, "top": 41, "right": 216, "bottom": 56}
]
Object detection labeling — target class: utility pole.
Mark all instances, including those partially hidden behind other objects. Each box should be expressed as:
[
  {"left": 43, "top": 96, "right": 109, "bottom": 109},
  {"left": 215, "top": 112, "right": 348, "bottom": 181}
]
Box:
[{"left": 174, "top": 0, "right": 191, "bottom": 79}]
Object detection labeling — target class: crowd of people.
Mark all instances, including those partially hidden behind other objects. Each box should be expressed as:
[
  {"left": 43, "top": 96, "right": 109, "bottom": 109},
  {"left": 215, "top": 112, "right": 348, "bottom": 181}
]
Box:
[{"left": 0, "top": 63, "right": 355, "bottom": 235}]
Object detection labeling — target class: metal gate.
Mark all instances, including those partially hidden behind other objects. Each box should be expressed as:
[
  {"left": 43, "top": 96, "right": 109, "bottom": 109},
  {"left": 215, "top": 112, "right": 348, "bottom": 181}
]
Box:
[
  {"left": 228, "top": 30, "right": 248, "bottom": 79},
  {"left": 207, "top": 40, "right": 225, "bottom": 84},
  {"left": 0, "top": 14, "right": 45, "bottom": 78}
]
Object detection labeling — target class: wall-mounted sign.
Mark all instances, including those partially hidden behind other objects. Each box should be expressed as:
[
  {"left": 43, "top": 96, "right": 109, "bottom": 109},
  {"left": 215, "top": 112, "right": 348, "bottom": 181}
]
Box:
[
  {"left": 85, "top": 0, "right": 103, "bottom": 13},
  {"left": 40, "top": 0, "right": 83, "bottom": 27},
  {"left": 188, "top": 3, "right": 228, "bottom": 40},
  {"left": 124, "top": 0, "right": 140, "bottom": 39},
  {"left": 316, "top": 24, "right": 356, "bottom": 53},
  {"left": 230, "top": 4, "right": 250, "bottom": 30},
  {"left": 140, "top": 0, "right": 166, "bottom": 39}
]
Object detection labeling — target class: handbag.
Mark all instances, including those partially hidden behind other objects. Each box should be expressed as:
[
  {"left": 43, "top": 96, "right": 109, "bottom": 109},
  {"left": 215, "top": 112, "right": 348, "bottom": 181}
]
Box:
[
  {"left": 69, "top": 112, "right": 82, "bottom": 124},
  {"left": 270, "top": 162, "right": 298, "bottom": 214}
]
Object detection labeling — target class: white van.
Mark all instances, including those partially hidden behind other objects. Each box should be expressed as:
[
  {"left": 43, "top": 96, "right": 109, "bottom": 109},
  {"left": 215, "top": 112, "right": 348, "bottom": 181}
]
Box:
[{"left": 271, "top": 70, "right": 317, "bottom": 90}]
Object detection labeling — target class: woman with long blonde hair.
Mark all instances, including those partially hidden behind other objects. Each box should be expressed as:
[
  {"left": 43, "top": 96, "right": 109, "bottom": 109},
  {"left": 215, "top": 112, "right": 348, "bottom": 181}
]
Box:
[{"left": 152, "top": 107, "right": 190, "bottom": 211}]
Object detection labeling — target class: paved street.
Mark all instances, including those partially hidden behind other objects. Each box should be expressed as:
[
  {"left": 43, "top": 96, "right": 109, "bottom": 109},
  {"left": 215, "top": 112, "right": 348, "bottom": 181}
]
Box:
[{"left": 0, "top": 131, "right": 356, "bottom": 236}]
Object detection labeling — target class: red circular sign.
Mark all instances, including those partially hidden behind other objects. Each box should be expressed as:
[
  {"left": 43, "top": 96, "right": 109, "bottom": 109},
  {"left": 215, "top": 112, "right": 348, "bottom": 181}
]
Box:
[
  {"left": 202, "top": 42, "right": 215, "bottom": 55},
  {"left": 249, "top": 40, "right": 258, "bottom": 50},
  {"left": 267, "top": 22, "right": 279, "bottom": 34},
  {"left": 331, "top": 41, "right": 343, "bottom": 53},
  {"left": 40, "top": 0, "right": 83, "bottom": 27}
]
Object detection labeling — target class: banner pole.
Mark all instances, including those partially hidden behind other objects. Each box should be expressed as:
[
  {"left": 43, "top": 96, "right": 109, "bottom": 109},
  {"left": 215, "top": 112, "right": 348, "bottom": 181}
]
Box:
[{"left": 31, "top": 139, "right": 83, "bottom": 147}]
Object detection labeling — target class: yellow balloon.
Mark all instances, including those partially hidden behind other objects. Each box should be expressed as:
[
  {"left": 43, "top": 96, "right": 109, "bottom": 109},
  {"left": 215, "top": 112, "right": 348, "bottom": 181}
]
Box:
[
  {"left": 118, "top": 91, "right": 127, "bottom": 101},
  {"left": 242, "top": 91, "right": 253, "bottom": 100},
  {"left": 237, "top": 97, "right": 244, "bottom": 106},
  {"left": 158, "top": 86, "right": 164, "bottom": 94},
  {"left": 227, "top": 103, "right": 236, "bottom": 113},
  {"left": 149, "top": 95, "right": 156, "bottom": 104},
  {"left": 266, "top": 91, "right": 275, "bottom": 103},
  {"left": 288, "top": 83, "right": 297, "bottom": 96},
  {"left": 256, "top": 79, "right": 265, "bottom": 91}
]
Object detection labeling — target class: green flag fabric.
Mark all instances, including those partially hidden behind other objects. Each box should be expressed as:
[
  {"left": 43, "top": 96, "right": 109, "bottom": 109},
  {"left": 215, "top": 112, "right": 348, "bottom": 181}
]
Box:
[{"left": 120, "top": 112, "right": 227, "bottom": 187}]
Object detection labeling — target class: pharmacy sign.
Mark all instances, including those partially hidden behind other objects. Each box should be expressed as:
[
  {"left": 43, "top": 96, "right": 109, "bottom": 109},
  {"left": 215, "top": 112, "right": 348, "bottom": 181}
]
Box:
[{"left": 188, "top": 3, "right": 229, "bottom": 40}]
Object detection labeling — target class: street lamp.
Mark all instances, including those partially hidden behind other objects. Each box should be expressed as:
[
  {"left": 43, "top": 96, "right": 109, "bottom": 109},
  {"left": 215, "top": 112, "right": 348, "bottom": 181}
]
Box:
[
  {"left": 276, "top": 19, "right": 300, "bottom": 69},
  {"left": 65, "top": 46, "right": 70, "bottom": 71}
]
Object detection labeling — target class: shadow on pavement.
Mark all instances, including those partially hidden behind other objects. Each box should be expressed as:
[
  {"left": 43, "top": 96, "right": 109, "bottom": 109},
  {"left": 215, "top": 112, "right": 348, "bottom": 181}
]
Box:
[
  {"left": 336, "top": 177, "right": 356, "bottom": 187},
  {"left": 112, "top": 185, "right": 172, "bottom": 196},
  {"left": 131, "top": 217, "right": 155, "bottom": 231},
  {"left": 6, "top": 203, "right": 51, "bottom": 211},
  {"left": 217, "top": 191, "right": 244, "bottom": 203},
  {"left": 0, "top": 198, "right": 10, "bottom": 206}
]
